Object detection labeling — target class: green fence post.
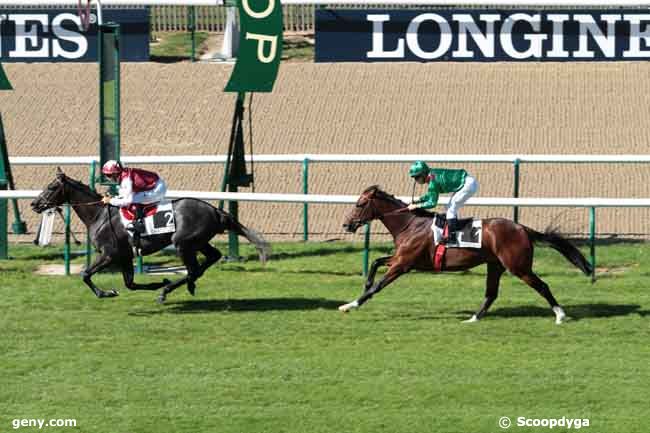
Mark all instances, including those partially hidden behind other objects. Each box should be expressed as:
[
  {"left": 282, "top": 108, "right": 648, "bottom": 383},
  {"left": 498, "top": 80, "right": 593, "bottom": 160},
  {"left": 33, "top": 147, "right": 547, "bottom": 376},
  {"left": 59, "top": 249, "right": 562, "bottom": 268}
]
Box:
[
  {"left": 228, "top": 185, "right": 240, "bottom": 260},
  {"left": 188, "top": 6, "right": 196, "bottom": 62},
  {"left": 363, "top": 223, "right": 371, "bottom": 277},
  {"left": 513, "top": 158, "right": 520, "bottom": 223},
  {"left": 0, "top": 65, "right": 12, "bottom": 257},
  {"left": 86, "top": 161, "right": 96, "bottom": 270},
  {"left": 136, "top": 254, "right": 144, "bottom": 274},
  {"left": 64, "top": 204, "right": 71, "bottom": 276},
  {"left": 302, "top": 158, "right": 309, "bottom": 241},
  {"left": 99, "top": 23, "right": 121, "bottom": 184},
  {"left": 0, "top": 177, "right": 6, "bottom": 260},
  {"left": 0, "top": 114, "right": 26, "bottom": 235},
  {"left": 0, "top": 116, "right": 8, "bottom": 259},
  {"left": 589, "top": 207, "right": 596, "bottom": 283}
]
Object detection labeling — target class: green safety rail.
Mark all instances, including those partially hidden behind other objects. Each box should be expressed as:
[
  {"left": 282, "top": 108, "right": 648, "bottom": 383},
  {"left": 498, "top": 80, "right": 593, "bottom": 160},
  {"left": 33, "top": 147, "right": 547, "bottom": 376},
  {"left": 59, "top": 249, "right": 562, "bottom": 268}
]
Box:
[{"left": 99, "top": 23, "right": 121, "bottom": 185}]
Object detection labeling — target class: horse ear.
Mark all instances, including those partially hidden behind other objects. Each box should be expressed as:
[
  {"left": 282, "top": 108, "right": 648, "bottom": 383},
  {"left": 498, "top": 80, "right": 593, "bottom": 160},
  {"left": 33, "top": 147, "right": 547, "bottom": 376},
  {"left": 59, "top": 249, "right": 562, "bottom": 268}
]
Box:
[{"left": 56, "top": 167, "right": 64, "bottom": 177}]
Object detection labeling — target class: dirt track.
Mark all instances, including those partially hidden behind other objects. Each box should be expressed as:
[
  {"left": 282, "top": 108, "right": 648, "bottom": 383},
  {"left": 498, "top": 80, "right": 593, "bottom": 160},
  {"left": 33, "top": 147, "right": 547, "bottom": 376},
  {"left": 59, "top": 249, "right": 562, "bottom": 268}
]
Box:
[{"left": 2, "top": 61, "right": 650, "bottom": 240}]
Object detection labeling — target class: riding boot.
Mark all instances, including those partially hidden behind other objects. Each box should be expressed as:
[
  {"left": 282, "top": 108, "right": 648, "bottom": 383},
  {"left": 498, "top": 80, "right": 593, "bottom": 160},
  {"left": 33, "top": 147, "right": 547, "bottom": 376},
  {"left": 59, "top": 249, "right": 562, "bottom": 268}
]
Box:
[
  {"left": 131, "top": 207, "right": 145, "bottom": 256},
  {"left": 133, "top": 207, "right": 146, "bottom": 234},
  {"left": 440, "top": 218, "right": 458, "bottom": 244}
]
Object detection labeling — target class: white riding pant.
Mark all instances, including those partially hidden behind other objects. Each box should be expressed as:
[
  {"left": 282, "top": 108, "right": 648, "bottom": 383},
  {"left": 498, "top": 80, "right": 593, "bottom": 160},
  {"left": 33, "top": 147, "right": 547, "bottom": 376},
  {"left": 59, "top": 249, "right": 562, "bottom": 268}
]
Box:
[
  {"left": 446, "top": 176, "right": 478, "bottom": 220},
  {"left": 133, "top": 179, "right": 167, "bottom": 205}
]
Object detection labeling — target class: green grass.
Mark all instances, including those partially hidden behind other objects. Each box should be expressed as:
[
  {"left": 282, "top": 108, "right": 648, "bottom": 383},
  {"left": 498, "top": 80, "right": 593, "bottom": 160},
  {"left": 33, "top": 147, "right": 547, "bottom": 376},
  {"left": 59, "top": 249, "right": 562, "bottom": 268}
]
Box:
[
  {"left": 282, "top": 38, "right": 314, "bottom": 62},
  {"left": 149, "top": 32, "right": 314, "bottom": 62},
  {"left": 150, "top": 31, "right": 209, "bottom": 60},
  {"left": 1, "top": 242, "right": 649, "bottom": 433}
]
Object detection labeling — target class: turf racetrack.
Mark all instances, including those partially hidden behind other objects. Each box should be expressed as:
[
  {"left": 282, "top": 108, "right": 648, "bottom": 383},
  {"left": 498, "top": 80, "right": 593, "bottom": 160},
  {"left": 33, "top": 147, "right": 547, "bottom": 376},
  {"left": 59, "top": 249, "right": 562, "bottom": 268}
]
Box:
[{"left": 2, "top": 242, "right": 649, "bottom": 433}]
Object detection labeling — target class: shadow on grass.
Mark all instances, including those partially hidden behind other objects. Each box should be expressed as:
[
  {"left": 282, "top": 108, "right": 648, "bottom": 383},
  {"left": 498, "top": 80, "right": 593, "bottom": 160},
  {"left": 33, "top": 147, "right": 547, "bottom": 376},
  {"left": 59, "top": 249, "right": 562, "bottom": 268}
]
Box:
[
  {"left": 130, "top": 297, "right": 345, "bottom": 316},
  {"left": 456, "top": 303, "right": 649, "bottom": 321},
  {"left": 136, "top": 244, "right": 393, "bottom": 266}
]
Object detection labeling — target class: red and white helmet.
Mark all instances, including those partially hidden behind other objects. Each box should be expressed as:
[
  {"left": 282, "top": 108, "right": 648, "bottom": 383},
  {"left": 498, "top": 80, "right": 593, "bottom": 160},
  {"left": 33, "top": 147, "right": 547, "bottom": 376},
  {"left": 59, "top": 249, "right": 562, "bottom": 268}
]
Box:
[{"left": 101, "top": 160, "right": 123, "bottom": 176}]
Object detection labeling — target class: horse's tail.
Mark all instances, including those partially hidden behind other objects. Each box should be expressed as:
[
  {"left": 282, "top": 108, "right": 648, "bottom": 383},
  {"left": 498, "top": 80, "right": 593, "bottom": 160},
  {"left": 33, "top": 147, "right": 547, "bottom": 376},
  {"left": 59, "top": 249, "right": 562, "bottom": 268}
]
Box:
[
  {"left": 524, "top": 227, "right": 592, "bottom": 276},
  {"left": 221, "top": 211, "right": 271, "bottom": 264}
]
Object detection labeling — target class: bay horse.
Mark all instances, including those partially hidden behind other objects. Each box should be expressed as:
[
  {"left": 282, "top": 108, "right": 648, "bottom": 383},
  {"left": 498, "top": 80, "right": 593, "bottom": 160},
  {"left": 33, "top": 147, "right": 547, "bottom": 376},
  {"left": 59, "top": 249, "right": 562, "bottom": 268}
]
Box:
[
  {"left": 341, "top": 186, "right": 592, "bottom": 324},
  {"left": 31, "top": 169, "right": 270, "bottom": 303}
]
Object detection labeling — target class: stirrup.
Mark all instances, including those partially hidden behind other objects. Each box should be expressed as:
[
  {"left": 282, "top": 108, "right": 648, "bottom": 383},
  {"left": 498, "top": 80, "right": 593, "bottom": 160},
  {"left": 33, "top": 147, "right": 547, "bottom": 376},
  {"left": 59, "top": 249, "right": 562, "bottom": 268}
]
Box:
[{"left": 127, "top": 220, "right": 145, "bottom": 234}]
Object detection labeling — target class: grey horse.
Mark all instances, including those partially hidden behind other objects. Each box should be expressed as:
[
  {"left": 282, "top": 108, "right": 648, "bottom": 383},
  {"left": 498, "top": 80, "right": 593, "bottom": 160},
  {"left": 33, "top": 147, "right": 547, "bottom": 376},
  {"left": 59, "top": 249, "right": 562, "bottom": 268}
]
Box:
[{"left": 31, "top": 169, "right": 270, "bottom": 303}]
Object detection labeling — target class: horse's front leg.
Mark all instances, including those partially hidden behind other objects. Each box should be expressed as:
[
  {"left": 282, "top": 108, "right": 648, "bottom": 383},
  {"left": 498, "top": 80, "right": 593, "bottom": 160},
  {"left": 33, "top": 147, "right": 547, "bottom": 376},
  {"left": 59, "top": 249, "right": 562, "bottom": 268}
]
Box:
[
  {"left": 364, "top": 256, "right": 392, "bottom": 290},
  {"left": 339, "top": 264, "right": 406, "bottom": 312},
  {"left": 81, "top": 253, "right": 119, "bottom": 298}
]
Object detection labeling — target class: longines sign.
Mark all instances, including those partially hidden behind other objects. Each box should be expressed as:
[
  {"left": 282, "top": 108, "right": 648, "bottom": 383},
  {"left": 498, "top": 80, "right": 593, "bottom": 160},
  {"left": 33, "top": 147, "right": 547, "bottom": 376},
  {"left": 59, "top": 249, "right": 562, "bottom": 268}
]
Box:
[
  {"left": 0, "top": 9, "right": 149, "bottom": 62},
  {"left": 315, "top": 9, "right": 650, "bottom": 62}
]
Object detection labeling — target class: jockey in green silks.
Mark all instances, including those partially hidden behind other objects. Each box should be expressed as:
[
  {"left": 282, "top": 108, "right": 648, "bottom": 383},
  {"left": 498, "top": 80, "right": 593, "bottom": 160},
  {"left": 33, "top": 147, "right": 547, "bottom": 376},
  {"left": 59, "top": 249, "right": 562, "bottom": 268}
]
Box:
[{"left": 407, "top": 161, "right": 479, "bottom": 244}]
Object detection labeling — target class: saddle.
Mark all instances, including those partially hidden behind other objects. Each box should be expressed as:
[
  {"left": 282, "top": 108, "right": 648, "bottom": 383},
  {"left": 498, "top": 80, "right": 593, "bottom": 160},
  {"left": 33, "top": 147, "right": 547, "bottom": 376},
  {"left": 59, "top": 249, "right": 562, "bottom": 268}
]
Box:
[
  {"left": 433, "top": 214, "right": 474, "bottom": 231},
  {"left": 431, "top": 215, "right": 484, "bottom": 272},
  {"left": 120, "top": 203, "right": 159, "bottom": 221}
]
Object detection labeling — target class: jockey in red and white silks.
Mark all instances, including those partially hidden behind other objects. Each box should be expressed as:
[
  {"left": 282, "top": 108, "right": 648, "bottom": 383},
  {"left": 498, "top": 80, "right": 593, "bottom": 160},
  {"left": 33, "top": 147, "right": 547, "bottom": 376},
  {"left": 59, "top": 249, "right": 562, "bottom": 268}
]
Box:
[{"left": 100, "top": 160, "right": 167, "bottom": 207}]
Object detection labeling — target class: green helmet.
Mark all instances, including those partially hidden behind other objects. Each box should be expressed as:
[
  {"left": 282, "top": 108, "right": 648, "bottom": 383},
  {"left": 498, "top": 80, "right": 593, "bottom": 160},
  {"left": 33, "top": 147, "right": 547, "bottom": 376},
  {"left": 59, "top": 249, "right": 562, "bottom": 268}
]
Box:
[{"left": 408, "top": 161, "right": 430, "bottom": 178}]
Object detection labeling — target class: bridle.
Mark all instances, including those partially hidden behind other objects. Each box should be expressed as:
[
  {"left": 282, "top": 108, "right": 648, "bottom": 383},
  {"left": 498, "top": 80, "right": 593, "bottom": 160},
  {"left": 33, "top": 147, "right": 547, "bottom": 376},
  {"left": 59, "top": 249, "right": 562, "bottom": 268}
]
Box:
[{"left": 39, "top": 177, "right": 102, "bottom": 210}]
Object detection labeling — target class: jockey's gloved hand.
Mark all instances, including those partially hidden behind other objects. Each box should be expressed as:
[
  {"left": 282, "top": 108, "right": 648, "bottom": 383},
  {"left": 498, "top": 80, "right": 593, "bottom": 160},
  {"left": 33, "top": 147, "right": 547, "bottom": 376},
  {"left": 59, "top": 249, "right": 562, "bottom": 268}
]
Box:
[
  {"left": 407, "top": 204, "right": 418, "bottom": 211},
  {"left": 101, "top": 196, "right": 112, "bottom": 205}
]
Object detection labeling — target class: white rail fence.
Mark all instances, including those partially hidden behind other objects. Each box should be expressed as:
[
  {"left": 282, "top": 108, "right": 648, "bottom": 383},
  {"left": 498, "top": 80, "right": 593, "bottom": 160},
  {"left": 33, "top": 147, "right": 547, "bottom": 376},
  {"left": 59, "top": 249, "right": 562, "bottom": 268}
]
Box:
[
  {"left": 4, "top": 190, "right": 650, "bottom": 208},
  {"left": 3, "top": 154, "right": 650, "bottom": 277},
  {"left": 1, "top": 188, "right": 648, "bottom": 280},
  {"left": 9, "top": 153, "right": 650, "bottom": 238}
]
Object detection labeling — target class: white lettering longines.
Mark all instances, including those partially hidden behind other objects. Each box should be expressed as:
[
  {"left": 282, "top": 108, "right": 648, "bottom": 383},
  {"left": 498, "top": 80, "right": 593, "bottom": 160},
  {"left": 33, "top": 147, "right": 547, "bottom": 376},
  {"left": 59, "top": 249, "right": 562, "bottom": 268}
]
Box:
[{"left": 366, "top": 12, "right": 650, "bottom": 60}]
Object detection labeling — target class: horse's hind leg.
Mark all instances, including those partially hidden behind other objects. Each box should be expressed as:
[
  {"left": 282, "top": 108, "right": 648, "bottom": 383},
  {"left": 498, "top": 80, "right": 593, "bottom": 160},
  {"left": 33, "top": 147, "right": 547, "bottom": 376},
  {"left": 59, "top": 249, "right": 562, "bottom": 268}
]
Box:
[
  {"left": 518, "top": 272, "right": 566, "bottom": 324},
  {"left": 197, "top": 243, "right": 222, "bottom": 278},
  {"left": 497, "top": 241, "right": 566, "bottom": 324},
  {"left": 157, "top": 246, "right": 200, "bottom": 303},
  {"left": 464, "top": 261, "right": 505, "bottom": 323}
]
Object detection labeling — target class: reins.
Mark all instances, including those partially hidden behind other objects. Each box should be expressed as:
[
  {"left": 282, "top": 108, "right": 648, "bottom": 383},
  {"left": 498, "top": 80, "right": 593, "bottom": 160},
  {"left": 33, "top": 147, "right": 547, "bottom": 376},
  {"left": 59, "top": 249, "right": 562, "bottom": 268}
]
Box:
[{"left": 70, "top": 200, "right": 103, "bottom": 207}]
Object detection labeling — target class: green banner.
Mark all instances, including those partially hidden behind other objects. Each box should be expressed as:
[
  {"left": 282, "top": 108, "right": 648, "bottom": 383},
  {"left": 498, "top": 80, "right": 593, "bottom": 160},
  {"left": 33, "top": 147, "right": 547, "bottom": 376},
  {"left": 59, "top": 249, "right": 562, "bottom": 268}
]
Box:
[
  {"left": 225, "top": 0, "right": 283, "bottom": 93},
  {"left": 0, "top": 63, "right": 12, "bottom": 90}
]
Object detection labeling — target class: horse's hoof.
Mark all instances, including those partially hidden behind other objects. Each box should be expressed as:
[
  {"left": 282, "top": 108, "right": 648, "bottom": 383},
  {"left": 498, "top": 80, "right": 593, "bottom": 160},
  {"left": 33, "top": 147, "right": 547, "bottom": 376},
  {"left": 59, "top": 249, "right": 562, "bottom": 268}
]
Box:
[
  {"left": 555, "top": 316, "right": 568, "bottom": 325},
  {"left": 553, "top": 306, "right": 567, "bottom": 324},
  {"left": 462, "top": 315, "right": 479, "bottom": 323},
  {"left": 163, "top": 278, "right": 171, "bottom": 285},
  {"left": 187, "top": 282, "right": 196, "bottom": 296},
  {"left": 98, "top": 290, "right": 119, "bottom": 298},
  {"left": 157, "top": 296, "right": 166, "bottom": 304},
  {"left": 339, "top": 301, "right": 359, "bottom": 313}
]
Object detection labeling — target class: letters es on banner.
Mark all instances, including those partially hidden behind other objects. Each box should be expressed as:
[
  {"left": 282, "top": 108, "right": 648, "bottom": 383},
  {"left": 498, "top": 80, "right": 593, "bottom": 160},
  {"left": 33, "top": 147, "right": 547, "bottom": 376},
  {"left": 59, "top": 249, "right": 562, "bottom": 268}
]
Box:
[{"left": 0, "top": 9, "right": 149, "bottom": 62}]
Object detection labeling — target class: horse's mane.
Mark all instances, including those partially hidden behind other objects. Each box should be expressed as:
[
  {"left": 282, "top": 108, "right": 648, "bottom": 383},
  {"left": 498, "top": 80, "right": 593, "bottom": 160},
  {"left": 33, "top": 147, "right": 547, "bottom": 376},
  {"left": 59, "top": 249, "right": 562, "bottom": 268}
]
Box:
[
  {"left": 364, "top": 185, "right": 436, "bottom": 219},
  {"left": 363, "top": 185, "right": 406, "bottom": 206},
  {"left": 62, "top": 174, "right": 102, "bottom": 199}
]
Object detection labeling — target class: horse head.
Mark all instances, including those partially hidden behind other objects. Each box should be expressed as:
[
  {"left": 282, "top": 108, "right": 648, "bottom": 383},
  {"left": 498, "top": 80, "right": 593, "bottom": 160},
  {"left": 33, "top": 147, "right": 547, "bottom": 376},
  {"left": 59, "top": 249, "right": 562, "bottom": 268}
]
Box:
[
  {"left": 31, "top": 168, "right": 100, "bottom": 214},
  {"left": 31, "top": 168, "right": 69, "bottom": 213},
  {"left": 343, "top": 185, "right": 406, "bottom": 233}
]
